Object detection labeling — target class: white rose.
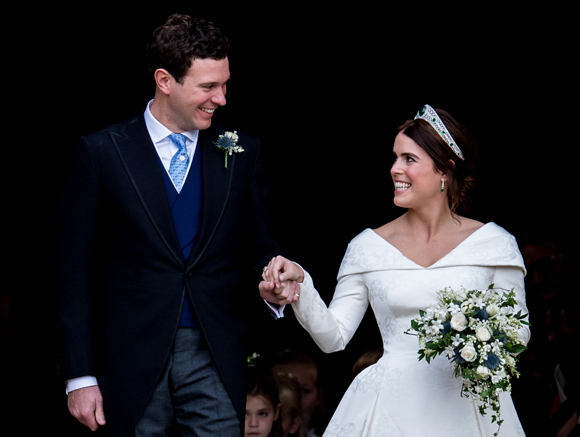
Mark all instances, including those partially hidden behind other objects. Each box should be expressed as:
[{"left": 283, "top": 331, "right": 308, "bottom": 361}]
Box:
[
  {"left": 477, "top": 365, "right": 491, "bottom": 378},
  {"left": 450, "top": 313, "right": 468, "bottom": 331},
  {"left": 475, "top": 326, "right": 492, "bottom": 342},
  {"left": 486, "top": 304, "right": 499, "bottom": 317},
  {"left": 460, "top": 344, "right": 477, "bottom": 362}
]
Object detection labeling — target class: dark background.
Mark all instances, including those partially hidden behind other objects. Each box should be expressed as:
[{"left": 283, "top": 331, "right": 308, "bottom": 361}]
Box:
[{"left": 3, "top": 4, "right": 577, "bottom": 435}]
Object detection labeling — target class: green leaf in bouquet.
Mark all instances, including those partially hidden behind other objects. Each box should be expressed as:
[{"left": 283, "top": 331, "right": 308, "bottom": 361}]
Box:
[
  {"left": 514, "top": 310, "right": 530, "bottom": 323},
  {"left": 505, "top": 343, "right": 527, "bottom": 354},
  {"left": 418, "top": 350, "right": 426, "bottom": 361}
]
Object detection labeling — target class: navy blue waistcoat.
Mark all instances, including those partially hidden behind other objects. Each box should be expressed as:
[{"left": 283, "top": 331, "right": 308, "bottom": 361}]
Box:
[{"left": 158, "top": 143, "right": 203, "bottom": 327}]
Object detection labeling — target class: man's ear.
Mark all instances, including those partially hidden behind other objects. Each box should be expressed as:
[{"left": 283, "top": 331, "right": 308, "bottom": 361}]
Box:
[{"left": 154, "top": 68, "right": 173, "bottom": 95}]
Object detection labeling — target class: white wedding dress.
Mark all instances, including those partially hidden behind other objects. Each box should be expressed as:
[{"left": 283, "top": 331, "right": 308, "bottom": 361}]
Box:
[{"left": 292, "top": 223, "right": 530, "bottom": 436}]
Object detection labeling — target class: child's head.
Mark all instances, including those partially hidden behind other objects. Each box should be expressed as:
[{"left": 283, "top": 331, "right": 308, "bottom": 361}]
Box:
[
  {"left": 274, "top": 373, "right": 305, "bottom": 437},
  {"left": 351, "top": 346, "right": 383, "bottom": 380},
  {"left": 271, "top": 349, "right": 322, "bottom": 427},
  {"left": 246, "top": 366, "right": 282, "bottom": 437}
]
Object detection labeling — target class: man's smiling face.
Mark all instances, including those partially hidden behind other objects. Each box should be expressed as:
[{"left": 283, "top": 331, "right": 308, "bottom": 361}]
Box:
[{"left": 165, "top": 56, "right": 230, "bottom": 132}]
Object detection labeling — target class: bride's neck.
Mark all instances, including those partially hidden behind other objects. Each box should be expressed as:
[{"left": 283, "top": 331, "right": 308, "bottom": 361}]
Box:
[{"left": 402, "top": 207, "right": 458, "bottom": 238}]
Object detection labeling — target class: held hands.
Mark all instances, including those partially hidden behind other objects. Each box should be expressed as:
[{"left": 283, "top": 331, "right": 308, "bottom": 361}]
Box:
[
  {"left": 68, "top": 385, "right": 106, "bottom": 431},
  {"left": 259, "top": 256, "right": 305, "bottom": 306}
]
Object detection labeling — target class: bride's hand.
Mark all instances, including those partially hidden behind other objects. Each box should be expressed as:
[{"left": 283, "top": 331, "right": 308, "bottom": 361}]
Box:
[
  {"left": 259, "top": 256, "right": 304, "bottom": 305},
  {"left": 262, "top": 256, "right": 304, "bottom": 287},
  {"left": 259, "top": 279, "right": 300, "bottom": 305}
]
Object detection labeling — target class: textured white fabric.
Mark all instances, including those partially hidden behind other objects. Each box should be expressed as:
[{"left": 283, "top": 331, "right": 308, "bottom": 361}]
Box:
[{"left": 293, "top": 223, "right": 529, "bottom": 436}]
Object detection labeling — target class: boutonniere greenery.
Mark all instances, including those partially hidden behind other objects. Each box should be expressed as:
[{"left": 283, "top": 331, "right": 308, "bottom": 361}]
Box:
[{"left": 214, "top": 131, "right": 244, "bottom": 168}]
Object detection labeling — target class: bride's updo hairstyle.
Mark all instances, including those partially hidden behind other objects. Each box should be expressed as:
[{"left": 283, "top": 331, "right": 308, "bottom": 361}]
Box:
[{"left": 397, "top": 107, "right": 477, "bottom": 216}]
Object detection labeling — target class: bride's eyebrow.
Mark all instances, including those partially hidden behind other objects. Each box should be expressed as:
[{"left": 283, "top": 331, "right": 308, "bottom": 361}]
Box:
[{"left": 394, "top": 152, "right": 420, "bottom": 160}]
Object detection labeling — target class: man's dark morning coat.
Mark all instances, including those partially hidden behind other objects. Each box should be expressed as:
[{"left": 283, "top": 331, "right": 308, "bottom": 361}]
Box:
[{"left": 54, "top": 114, "right": 281, "bottom": 436}]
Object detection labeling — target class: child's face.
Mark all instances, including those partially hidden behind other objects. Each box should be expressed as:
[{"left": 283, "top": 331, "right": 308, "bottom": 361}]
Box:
[
  {"left": 245, "top": 395, "right": 280, "bottom": 437},
  {"left": 274, "top": 364, "right": 320, "bottom": 422}
]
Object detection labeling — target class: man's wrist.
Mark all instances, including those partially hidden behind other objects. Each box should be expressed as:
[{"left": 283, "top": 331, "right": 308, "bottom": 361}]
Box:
[{"left": 66, "top": 376, "right": 98, "bottom": 394}]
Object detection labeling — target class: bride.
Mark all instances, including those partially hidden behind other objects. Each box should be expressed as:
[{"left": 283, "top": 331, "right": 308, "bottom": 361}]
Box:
[{"left": 260, "top": 105, "right": 530, "bottom": 436}]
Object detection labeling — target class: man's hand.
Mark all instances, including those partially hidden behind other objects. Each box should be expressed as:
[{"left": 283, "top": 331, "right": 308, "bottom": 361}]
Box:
[
  {"left": 259, "top": 279, "right": 300, "bottom": 305},
  {"left": 259, "top": 256, "right": 305, "bottom": 305},
  {"left": 68, "top": 385, "right": 106, "bottom": 431}
]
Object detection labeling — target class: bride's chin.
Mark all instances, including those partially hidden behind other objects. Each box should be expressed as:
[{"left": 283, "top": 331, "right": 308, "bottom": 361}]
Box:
[{"left": 393, "top": 196, "right": 408, "bottom": 208}]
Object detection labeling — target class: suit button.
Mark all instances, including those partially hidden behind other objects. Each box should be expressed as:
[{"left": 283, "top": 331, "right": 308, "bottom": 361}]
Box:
[{"left": 187, "top": 272, "right": 193, "bottom": 277}]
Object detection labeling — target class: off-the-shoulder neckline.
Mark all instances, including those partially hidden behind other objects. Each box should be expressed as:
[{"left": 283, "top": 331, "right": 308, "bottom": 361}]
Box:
[{"left": 367, "top": 223, "right": 493, "bottom": 269}]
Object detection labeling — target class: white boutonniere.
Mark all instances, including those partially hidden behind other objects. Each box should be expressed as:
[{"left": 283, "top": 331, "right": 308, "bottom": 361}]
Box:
[{"left": 214, "top": 131, "right": 244, "bottom": 168}]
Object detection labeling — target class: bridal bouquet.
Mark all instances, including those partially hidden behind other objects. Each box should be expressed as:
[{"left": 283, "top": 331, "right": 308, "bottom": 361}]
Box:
[{"left": 406, "top": 284, "right": 529, "bottom": 436}]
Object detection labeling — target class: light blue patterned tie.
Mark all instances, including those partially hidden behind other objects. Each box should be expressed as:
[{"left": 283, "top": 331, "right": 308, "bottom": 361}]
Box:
[{"left": 168, "top": 133, "right": 189, "bottom": 193}]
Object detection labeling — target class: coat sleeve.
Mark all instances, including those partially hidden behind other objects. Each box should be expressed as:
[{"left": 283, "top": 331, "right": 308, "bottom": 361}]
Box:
[
  {"left": 246, "top": 137, "right": 283, "bottom": 275},
  {"left": 53, "top": 137, "right": 100, "bottom": 381},
  {"left": 291, "top": 269, "right": 369, "bottom": 353}
]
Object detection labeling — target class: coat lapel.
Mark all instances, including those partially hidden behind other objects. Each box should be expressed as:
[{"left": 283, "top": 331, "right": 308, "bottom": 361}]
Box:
[
  {"left": 110, "top": 115, "right": 184, "bottom": 267},
  {"left": 187, "top": 125, "right": 235, "bottom": 269}
]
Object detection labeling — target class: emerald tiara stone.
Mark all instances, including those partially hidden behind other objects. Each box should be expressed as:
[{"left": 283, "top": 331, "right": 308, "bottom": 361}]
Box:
[{"left": 414, "top": 104, "right": 465, "bottom": 160}]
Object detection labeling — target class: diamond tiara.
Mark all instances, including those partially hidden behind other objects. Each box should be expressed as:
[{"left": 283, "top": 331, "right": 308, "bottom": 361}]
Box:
[{"left": 414, "top": 104, "right": 464, "bottom": 160}]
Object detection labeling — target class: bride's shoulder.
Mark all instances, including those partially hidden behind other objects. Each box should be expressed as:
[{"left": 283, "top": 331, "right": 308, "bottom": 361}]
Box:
[
  {"left": 457, "top": 217, "right": 486, "bottom": 234},
  {"left": 456, "top": 218, "right": 515, "bottom": 241}
]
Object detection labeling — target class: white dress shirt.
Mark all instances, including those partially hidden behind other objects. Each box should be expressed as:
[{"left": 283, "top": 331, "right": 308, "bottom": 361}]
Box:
[{"left": 143, "top": 99, "right": 199, "bottom": 186}]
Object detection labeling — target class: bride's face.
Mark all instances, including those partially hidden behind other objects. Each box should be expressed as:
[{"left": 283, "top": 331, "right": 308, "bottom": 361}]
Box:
[{"left": 390, "top": 132, "right": 446, "bottom": 209}]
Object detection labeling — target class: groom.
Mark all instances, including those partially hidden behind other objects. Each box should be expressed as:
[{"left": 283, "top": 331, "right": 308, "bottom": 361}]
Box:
[{"left": 54, "top": 14, "right": 295, "bottom": 436}]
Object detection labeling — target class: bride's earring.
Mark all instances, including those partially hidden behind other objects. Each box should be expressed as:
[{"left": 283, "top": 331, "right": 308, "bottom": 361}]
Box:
[{"left": 441, "top": 179, "right": 445, "bottom": 192}]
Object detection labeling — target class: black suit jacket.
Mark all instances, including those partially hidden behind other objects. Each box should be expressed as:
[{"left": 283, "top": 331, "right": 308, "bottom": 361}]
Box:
[{"left": 54, "top": 114, "right": 281, "bottom": 436}]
